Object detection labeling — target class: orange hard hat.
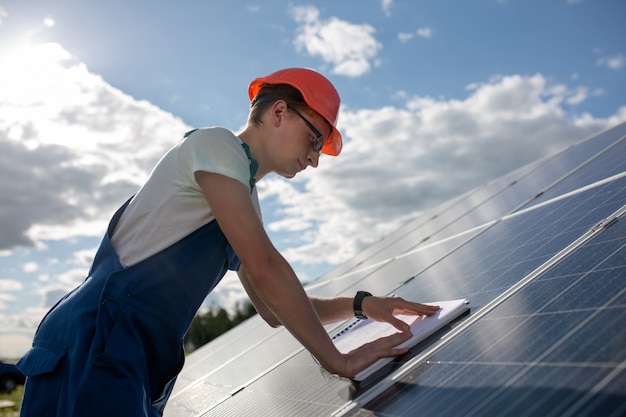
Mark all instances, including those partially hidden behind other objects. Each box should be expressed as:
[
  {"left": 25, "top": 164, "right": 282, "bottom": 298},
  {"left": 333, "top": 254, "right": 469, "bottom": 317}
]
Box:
[{"left": 248, "top": 68, "right": 342, "bottom": 156}]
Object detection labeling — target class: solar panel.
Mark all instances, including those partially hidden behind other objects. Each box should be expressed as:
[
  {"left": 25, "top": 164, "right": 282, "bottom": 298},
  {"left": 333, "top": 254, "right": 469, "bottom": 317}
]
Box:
[
  {"left": 164, "top": 121, "right": 626, "bottom": 417},
  {"left": 342, "top": 210, "right": 626, "bottom": 417}
]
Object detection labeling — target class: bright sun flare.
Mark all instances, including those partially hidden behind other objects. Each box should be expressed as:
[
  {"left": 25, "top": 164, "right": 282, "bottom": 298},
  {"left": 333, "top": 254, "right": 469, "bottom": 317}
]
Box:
[{"left": 0, "top": 41, "right": 72, "bottom": 103}]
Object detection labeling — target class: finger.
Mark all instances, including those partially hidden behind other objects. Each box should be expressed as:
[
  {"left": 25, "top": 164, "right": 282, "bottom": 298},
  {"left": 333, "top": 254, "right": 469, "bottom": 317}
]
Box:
[
  {"left": 345, "top": 332, "right": 413, "bottom": 377},
  {"left": 372, "top": 345, "right": 410, "bottom": 359},
  {"left": 393, "top": 300, "right": 440, "bottom": 316},
  {"left": 389, "top": 316, "right": 411, "bottom": 332},
  {"left": 372, "top": 333, "right": 411, "bottom": 357},
  {"left": 372, "top": 330, "right": 412, "bottom": 349}
]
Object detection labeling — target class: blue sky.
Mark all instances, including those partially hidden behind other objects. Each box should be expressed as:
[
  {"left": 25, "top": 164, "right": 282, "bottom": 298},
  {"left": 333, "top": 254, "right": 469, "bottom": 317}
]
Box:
[{"left": 1, "top": 0, "right": 625, "bottom": 358}]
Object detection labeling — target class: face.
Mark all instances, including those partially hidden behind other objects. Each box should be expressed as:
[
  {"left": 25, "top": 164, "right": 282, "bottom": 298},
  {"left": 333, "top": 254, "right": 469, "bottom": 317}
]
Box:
[{"left": 274, "top": 105, "right": 328, "bottom": 178}]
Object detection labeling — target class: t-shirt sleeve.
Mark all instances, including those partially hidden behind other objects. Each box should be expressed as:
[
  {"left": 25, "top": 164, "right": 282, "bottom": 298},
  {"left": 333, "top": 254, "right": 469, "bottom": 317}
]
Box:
[{"left": 178, "top": 127, "right": 251, "bottom": 191}]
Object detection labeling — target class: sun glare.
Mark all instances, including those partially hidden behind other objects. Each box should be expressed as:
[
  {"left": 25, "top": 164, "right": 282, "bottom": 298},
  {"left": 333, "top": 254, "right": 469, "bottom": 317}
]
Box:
[
  {"left": 43, "top": 17, "right": 56, "bottom": 28},
  {"left": 0, "top": 40, "right": 79, "bottom": 115},
  {"left": 0, "top": 40, "right": 95, "bottom": 150}
]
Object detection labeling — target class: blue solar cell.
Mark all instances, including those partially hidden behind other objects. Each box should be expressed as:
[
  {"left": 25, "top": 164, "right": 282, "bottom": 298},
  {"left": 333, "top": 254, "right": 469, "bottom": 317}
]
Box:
[
  {"left": 470, "top": 365, "right": 613, "bottom": 417},
  {"left": 524, "top": 136, "right": 626, "bottom": 210},
  {"left": 573, "top": 368, "right": 626, "bottom": 417}
]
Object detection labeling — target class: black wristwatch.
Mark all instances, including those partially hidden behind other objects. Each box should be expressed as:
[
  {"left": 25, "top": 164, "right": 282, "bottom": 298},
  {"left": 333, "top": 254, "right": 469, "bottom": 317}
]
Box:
[{"left": 353, "top": 291, "right": 372, "bottom": 319}]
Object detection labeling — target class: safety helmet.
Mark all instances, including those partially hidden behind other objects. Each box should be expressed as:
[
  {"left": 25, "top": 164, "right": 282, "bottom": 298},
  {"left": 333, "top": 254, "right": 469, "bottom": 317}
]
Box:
[{"left": 248, "top": 68, "right": 342, "bottom": 156}]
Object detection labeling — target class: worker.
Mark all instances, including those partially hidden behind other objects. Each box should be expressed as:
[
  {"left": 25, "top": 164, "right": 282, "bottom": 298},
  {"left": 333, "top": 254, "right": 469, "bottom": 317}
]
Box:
[{"left": 17, "top": 68, "right": 439, "bottom": 416}]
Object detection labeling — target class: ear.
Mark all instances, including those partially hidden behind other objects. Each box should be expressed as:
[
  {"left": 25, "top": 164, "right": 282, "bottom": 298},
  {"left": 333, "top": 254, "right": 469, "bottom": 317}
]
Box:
[{"left": 269, "top": 100, "right": 289, "bottom": 127}]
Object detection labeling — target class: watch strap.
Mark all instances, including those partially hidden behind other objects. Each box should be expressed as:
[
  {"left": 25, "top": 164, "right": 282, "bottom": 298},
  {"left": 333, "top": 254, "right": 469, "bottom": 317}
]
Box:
[{"left": 353, "top": 291, "right": 372, "bottom": 319}]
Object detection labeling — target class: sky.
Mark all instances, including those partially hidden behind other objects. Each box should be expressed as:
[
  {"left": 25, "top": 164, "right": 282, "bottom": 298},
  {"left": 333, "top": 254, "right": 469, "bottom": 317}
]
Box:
[{"left": 1, "top": 0, "right": 625, "bottom": 359}]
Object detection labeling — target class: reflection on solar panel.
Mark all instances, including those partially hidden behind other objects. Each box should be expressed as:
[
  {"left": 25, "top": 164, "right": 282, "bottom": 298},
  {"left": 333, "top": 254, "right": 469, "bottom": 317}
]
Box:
[{"left": 164, "top": 122, "right": 626, "bottom": 417}]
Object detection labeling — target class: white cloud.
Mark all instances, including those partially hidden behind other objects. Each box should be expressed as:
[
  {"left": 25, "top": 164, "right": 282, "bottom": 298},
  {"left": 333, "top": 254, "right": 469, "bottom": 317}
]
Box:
[
  {"left": 596, "top": 53, "right": 626, "bottom": 70},
  {"left": 0, "top": 331, "right": 34, "bottom": 358},
  {"left": 43, "top": 16, "right": 55, "bottom": 28},
  {"left": 563, "top": 86, "right": 603, "bottom": 106},
  {"left": 0, "top": 41, "right": 190, "bottom": 252},
  {"left": 73, "top": 248, "right": 97, "bottom": 267},
  {"left": 381, "top": 0, "right": 393, "bottom": 16},
  {"left": 0, "top": 7, "right": 7, "bottom": 25},
  {"left": 202, "top": 271, "right": 248, "bottom": 315},
  {"left": 0, "top": 281, "right": 21, "bottom": 311},
  {"left": 0, "top": 279, "right": 23, "bottom": 292},
  {"left": 56, "top": 268, "right": 87, "bottom": 288},
  {"left": 398, "top": 27, "right": 432, "bottom": 43},
  {"left": 291, "top": 6, "right": 382, "bottom": 77},
  {"left": 417, "top": 27, "right": 432, "bottom": 38},
  {"left": 398, "top": 32, "right": 414, "bottom": 43},
  {"left": 0, "top": 309, "right": 48, "bottom": 358},
  {"left": 22, "top": 262, "right": 39, "bottom": 273}
]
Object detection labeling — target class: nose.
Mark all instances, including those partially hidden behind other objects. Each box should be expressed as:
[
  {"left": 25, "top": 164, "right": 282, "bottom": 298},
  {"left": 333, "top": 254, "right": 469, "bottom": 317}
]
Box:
[{"left": 307, "top": 149, "right": 320, "bottom": 168}]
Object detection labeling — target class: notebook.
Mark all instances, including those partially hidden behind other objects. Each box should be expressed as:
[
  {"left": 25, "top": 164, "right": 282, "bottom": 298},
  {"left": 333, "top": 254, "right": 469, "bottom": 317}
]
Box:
[{"left": 331, "top": 298, "right": 470, "bottom": 381}]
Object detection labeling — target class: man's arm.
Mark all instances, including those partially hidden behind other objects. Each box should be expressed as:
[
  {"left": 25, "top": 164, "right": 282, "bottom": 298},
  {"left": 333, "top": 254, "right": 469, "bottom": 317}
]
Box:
[
  {"left": 196, "top": 171, "right": 421, "bottom": 378},
  {"left": 238, "top": 277, "right": 440, "bottom": 332},
  {"left": 310, "top": 296, "right": 440, "bottom": 331},
  {"left": 197, "top": 171, "right": 348, "bottom": 375}
]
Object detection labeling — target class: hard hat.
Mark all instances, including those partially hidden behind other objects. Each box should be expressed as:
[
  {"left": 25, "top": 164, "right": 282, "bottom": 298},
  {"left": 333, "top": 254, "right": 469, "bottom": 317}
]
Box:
[{"left": 248, "top": 68, "right": 342, "bottom": 156}]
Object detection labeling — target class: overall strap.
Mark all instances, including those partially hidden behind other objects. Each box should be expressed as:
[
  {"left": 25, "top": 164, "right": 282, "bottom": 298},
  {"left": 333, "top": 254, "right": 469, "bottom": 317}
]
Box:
[{"left": 185, "top": 128, "right": 258, "bottom": 192}]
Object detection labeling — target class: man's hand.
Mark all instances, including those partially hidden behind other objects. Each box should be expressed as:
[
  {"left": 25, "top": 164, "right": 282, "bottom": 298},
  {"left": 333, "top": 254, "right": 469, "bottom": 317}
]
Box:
[
  {"left": 340, "top": 331, "right": 413, "bottom": 378},
  {"left": 362, "top": 296, "right": 440, "bottom": 332}
]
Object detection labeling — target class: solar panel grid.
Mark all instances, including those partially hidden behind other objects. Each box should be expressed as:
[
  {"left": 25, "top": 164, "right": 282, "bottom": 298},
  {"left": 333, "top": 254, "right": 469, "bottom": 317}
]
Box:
[
  {"left": 166, "top": 321, "right": 308, "bottom": 415},
  {"left": 348, "top": 211, "right": 626, "bottom": 417},
  {"left": 171, "top": 316, "right": 281, "bottom": 387},
  {"left": 523, "top": 136, "right": 626, "bottom": 210},
  {"left": 393, "top": 179, "right": 625, "bottom": 312},
  {"left": 332, "top": 143, "right": 624, "bottom": 412}
]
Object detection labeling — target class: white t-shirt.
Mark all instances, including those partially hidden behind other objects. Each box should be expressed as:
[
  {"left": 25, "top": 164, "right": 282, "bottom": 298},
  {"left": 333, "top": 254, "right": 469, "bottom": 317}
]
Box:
[{"left": 111, "top": 127, "right": 261, "bottom": 267}]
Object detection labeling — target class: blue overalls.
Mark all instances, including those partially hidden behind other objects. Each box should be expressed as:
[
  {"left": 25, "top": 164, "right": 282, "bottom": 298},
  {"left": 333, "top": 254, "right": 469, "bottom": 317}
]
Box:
[{"left": 17, "top": 198, "right": 241, "bottom": 416}]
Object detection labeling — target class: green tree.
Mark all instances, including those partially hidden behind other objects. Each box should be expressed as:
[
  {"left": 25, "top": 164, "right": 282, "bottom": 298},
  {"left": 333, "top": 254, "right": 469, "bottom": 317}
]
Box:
[{"left": 184, "top": 302, "right": 257, "bottom": 353}]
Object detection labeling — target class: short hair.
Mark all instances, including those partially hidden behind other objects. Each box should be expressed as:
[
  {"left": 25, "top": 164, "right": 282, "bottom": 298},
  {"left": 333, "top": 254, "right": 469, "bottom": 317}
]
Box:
[{"left": 248, "top": 84, "right": 309, "bottom": 127}]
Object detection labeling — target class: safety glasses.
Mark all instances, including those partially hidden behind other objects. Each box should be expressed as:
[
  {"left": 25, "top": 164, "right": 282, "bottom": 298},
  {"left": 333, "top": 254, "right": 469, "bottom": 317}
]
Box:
[{"left": 288, "top": 106, "right": 324, "bottom": 152}]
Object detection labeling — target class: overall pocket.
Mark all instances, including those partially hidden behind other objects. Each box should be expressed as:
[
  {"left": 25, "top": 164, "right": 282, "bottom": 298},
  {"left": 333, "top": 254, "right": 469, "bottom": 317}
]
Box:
[
  {"left": 17, "top": 342, "right": 68, "bottom": 417},
  {"left": 17, "top": 341, "right": 66, "bottom": 377}
]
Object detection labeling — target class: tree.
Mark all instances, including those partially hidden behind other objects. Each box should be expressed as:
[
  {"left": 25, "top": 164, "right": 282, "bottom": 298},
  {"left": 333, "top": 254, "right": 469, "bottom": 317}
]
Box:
[{"left": 184, "top": 302, "right": 257, "bottom": 353}]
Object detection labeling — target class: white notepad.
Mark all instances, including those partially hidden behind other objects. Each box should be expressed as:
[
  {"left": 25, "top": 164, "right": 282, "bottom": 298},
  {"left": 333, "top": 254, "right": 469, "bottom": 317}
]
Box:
[{"left": 331, "top": 298, "right": 469, "bottom": 381}]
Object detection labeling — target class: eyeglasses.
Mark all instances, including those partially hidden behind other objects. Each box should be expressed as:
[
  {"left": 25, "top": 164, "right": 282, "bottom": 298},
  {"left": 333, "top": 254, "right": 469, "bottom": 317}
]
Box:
[{"left": 288, "top": 106, "right": 324, "bottom": 152}]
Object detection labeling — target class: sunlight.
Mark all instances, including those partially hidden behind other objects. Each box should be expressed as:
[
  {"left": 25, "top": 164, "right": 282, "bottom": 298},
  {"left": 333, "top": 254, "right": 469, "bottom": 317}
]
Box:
[
  {"left": 0, "top": 41, "right": 73, "bottom": 106},
  {"left": 0, "top": 40, "right": 100, "bottom": 150}
]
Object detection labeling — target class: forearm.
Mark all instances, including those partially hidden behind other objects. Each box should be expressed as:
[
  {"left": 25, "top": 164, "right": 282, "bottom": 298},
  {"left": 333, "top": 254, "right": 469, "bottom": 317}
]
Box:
[
  {"left": 238, "top": 265, "right": 281, "bottom": 327},
  {"left": 244, "top": 257, "right": 346, "bottom": 374},
  {"left": 309, "top": 296, "right": 354, "bottom": 324},
  {"left": 240, "top": 266, "right": 356, "bottom": 326}
]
